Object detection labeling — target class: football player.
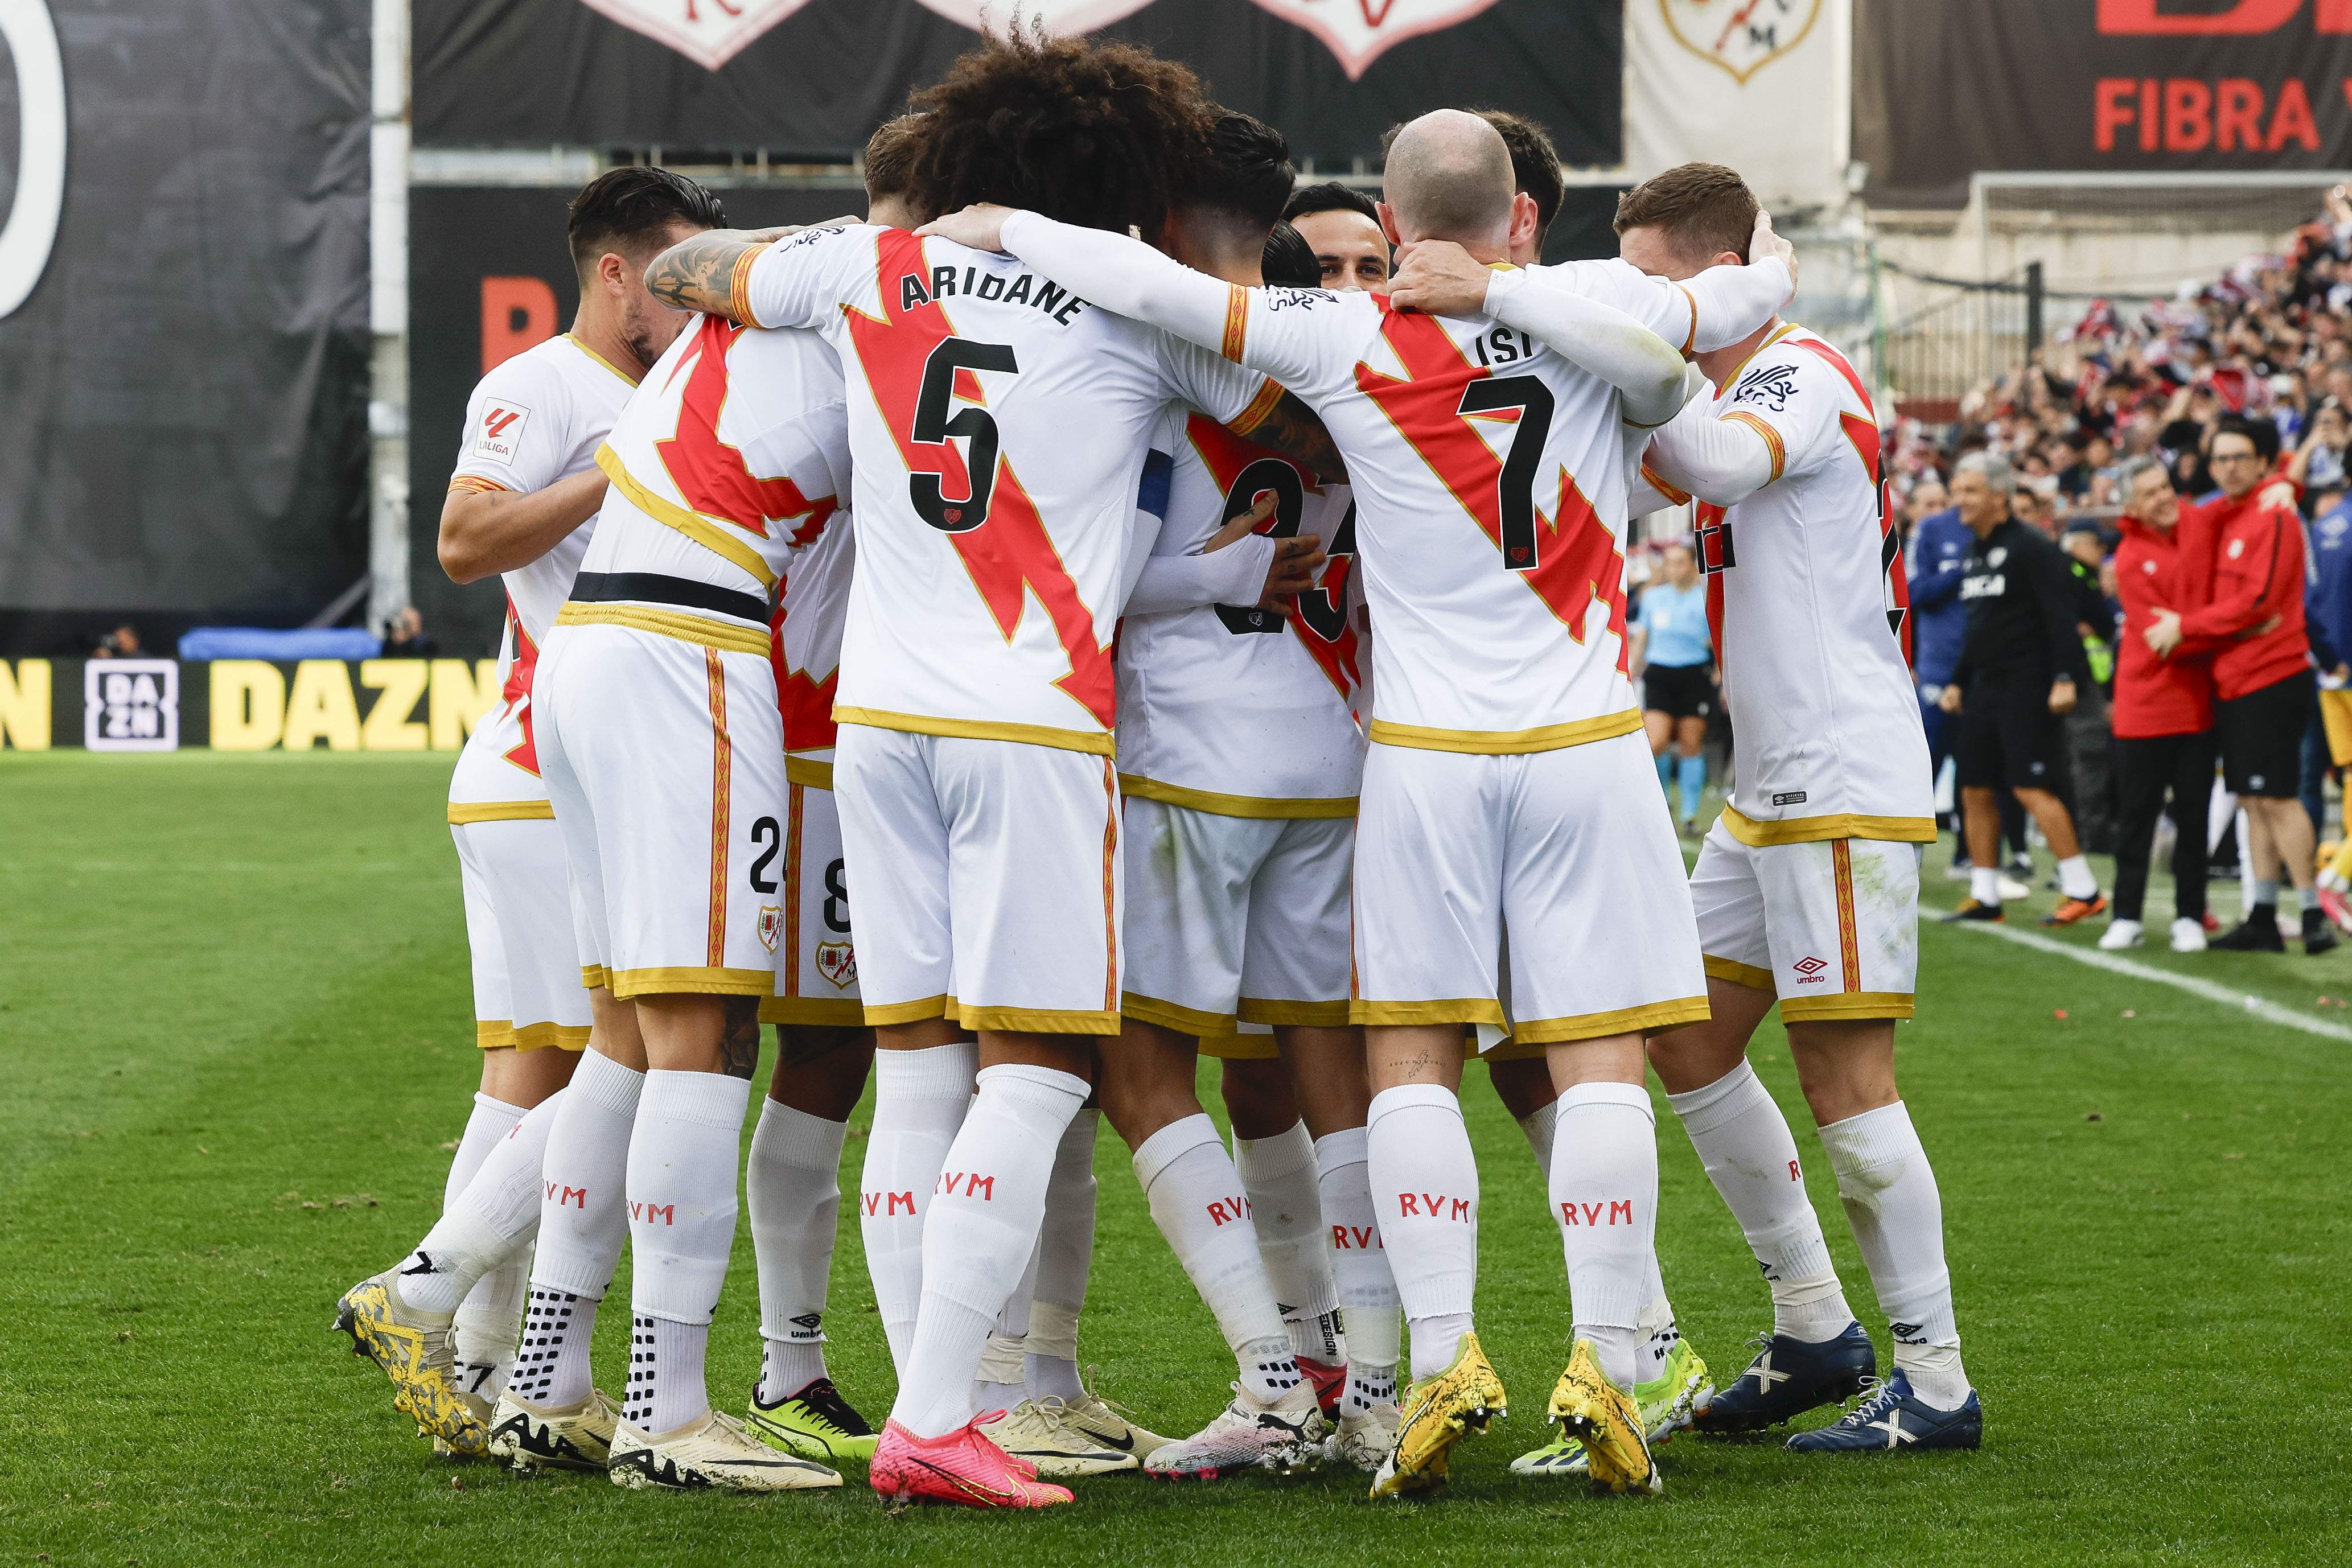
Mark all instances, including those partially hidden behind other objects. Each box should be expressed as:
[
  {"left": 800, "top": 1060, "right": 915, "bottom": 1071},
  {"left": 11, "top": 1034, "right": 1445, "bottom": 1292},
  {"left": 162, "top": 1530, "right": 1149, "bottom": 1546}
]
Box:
[
  {"left": 924, "top": 109, "right": 1793, "bottom": 1498},
  {"left": 1619, "top": 163, "right": 1981, "bottom": 1451},
  {"left": 334, "top": 168, "right": 727, "bottom": 1457}
]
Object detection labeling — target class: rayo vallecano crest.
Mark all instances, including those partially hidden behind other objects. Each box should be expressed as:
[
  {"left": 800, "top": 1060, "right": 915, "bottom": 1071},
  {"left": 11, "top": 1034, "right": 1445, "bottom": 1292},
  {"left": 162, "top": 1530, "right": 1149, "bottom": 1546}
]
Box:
[
  {"left": 574, "top": 0, "right": 821, "bottom": 70},
  {"left": 1243, "top": 0, "right": 1503, "bottom": 81},
  {"left": 1658, "top": 0, "right": 1821, "bottom": 86}
]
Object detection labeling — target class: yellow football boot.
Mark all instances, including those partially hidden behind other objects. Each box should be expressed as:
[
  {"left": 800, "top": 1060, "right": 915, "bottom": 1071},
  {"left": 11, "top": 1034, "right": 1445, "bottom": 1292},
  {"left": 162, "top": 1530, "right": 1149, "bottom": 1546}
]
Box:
[
  {"left": 1546, "top": 1339, "right": 1660, "bottom": 1495},
  {"left": 332, "top": 1273, "right": 488, "bottom": 1457},
  {"left": 1368, "top": 1330, "right": 1506, "bottom": 1500}
]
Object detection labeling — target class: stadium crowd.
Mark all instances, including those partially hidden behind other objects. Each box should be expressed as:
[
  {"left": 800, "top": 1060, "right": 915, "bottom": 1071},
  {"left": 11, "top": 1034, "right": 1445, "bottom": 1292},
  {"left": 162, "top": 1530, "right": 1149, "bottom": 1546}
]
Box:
[{"left": 1882, "top": 188, "right": 2352, "bottom": 952}]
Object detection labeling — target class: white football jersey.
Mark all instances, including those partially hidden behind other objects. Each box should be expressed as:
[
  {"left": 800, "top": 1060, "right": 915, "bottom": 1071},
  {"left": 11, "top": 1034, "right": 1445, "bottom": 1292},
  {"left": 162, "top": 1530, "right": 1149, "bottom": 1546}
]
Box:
[
  {"left": 773, "top": 507, "right": 856, "bottom": 774},
  {"left": 582, "top": 312, "right": 851, "bottom": 604},
  {"left": 1646, "top": 324, "right": 1932, "bottom": 842},
  {"left": 1199, "top": 283, "right": 1642, "bottom": 753},
  {"left": 738, "top": 224, "right": 1273, "bottom": 754},
  {"left": 1117, "top": 406, "right": 1364, "bottom": 813},
  {"left": 445, "top": 333, "right": 635, "bottom": 812}
]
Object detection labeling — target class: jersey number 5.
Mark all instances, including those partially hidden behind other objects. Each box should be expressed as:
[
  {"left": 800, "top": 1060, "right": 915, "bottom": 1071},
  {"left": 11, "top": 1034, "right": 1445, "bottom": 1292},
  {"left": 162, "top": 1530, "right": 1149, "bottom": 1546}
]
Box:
[
  {"left": 1457, "top": 374, "right": 1555, "bottom": 573},
  {"left": 910, "top": 337, "right": 1018, "bottom": 533}
]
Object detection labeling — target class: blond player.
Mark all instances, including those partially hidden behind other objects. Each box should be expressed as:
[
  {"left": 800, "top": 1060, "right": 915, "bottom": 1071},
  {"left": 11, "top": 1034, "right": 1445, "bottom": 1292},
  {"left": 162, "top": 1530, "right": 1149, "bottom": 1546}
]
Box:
[
  {"left": 647, "top": 33, "right": 1339, "bottom": 1511},
  {"left": 1615, "top": 165, "right": 1981, "bottom": 1452},
  {"left": 335, "top": 170, "right": 728, "bottom": 1456},
  {"left": 927, "top": 109, "right": 1794, "bottom": 1499}
]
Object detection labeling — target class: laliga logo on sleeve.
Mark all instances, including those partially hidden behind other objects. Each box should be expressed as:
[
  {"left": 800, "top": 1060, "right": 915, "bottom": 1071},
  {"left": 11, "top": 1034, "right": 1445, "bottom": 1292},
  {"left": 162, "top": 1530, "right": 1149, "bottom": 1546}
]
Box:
[{"left": 1660, "top": 0, "right": 1823, "bottom": 85}]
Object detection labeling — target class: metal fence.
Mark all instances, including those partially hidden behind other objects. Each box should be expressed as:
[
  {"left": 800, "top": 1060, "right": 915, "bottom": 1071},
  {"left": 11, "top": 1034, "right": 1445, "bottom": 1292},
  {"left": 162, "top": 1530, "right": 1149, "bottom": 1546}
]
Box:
[{"left": 1875, "top": 264, "right": 2041, "bottom": 425}]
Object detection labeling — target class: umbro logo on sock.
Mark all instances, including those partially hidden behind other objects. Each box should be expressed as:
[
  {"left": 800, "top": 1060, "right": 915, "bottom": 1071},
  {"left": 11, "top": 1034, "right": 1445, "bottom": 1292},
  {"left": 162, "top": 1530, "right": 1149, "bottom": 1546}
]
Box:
[
  {"left": 788, "top": 1312, "right": 823, "bottom": 1338},
  {"left": 1891, "top": 1321, "right": 1927, "bottom": 1343}
]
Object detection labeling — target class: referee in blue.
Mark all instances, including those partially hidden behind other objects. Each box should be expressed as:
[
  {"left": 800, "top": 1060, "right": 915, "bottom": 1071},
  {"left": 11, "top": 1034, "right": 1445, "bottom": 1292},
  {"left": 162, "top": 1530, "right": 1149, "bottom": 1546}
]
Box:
[{"left": 1633, "top": 540, "right": 1718, "bottom": 834}]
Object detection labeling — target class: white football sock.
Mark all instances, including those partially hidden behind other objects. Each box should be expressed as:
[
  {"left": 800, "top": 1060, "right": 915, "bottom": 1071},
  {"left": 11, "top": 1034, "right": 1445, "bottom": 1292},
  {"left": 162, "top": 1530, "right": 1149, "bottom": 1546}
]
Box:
[
  {"left": 531, "top": 1050, "right": 642, "bottom": 1299},
  {"left": 445, "top": 1092, "right": 526, "bottom": 1210},
  {"left": 891, "top": 1064, "right": 1087, "bottom": 1439},
  {"left": 1548, "top": 1081, "right": 1658, "bottom": 1393},
  {"left": 973, "top": 1242, "right": 1037, "bottom": 1414},
  {"left": 1969, "top": 865, "right": 2000, "bottom": 906},
  {"left": 623, "top": 1313, "right": 710, "bottom": 1434},
  {"left": 449, "top": 1092, "right": 567, "bottom": 1385},
  {"left": 399, "top": 1092, "right": 563, "bottom": 1316},
  {"left": 405, "top": 1092, "right": 524, "bottom": 1319},
  {"left": 509, "top": 1286, "right": 598, "bottom": 1408},
  {"left": 1366, "top": 1085, "right": 1478, "bottom": 1383},
  {"left": 1313, "top": 1126, "right": 1399, "bottom": 1411},
  {"left": 1636, "top": 1253, "right": 1680, "bottom": 1388},
  {"left": 1233, "top": 1120, "right": 1340, "bottom": 1362},
  {"left": 1027, "top": 1107, "right": 1098, "bottom": 1402},
  {"left": 623, "top": 1071, "right": 750, "bottom": 1433},
  {"left": 861, "top": 1042, "right": 977, "bottom": 1371},
  {"left": 1816, "top": 1102, "right": 1969, "bottom": 1408},
  {"left": 747, "top": 1097, "right": 848, "bottom": 1399},
  {"left": 2057, "top": 853, "right": 2099, "bottom": 900},
  {"left": 1517, "top": 1097, "right": 1557, "bottom": 1173},
  {"left": 1666, "top": 1060, "right": 1853, "bottom": 1342},
  {"left": 1132, "top": 1113, "right": 1302, "bottom": 1405}
]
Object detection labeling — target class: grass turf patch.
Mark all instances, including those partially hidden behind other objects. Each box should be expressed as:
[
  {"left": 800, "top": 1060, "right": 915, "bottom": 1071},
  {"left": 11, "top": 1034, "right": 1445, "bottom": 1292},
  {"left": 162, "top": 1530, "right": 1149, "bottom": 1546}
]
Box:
[{"left": 1, "top": 752, "right": 2346, "bottom": 1565}]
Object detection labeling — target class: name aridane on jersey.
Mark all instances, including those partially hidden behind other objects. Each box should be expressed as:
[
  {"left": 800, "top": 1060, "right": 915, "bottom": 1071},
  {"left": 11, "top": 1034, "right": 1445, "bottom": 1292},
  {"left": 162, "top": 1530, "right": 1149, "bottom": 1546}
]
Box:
[
  {"left": 1651, "top": 323, "right": 1932, "bottom": 843},
  {"left": 1117, "top": 410, "right": 1365, "bottom": 815},
  {"left": 581, "top": 312, "right": 850, "bottom": 610},
  {"left": 445, "top": 333, "right": 636, "bottom": 815},
  {"left": 737, "top": 223, "right": 1272, "bottom": 753}
]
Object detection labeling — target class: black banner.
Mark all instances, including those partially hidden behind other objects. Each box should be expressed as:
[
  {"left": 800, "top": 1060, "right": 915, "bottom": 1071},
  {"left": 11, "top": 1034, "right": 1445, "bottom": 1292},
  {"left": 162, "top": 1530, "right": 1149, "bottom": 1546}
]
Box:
[
  {"left": 413, "top": 0, "right": 1619, "bottom": 168},
  {"left": 0, "top": 1, "right": 371, "bottom": 657},
  {"left": 1857, "top": 0, "right": 2352, "bottom": 208}
]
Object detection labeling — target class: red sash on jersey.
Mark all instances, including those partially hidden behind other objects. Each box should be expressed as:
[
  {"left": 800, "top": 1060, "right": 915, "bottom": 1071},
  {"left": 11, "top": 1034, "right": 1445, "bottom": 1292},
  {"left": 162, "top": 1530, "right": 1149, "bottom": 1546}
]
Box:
[
  {"left": 1787, "top": 334, "right": 1913, "bottom": 669},
  {"left": 1354, "top": 298, "right": 1627, "bottom": 672},
  {"left": 1183, "top": 414, "right": 1362, "bottom": 699},
  {"left": 498, "top": 595, "right": 541, "bottom": 777},
  {"left": 657, "top": 314, "right": 837, "bottom": 551}
]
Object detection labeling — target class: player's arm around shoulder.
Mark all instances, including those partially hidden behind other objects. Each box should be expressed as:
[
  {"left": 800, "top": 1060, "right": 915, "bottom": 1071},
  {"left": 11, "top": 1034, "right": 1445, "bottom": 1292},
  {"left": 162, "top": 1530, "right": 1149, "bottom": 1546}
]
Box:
[
  {"left": 645, "top": 219, "right": 866, "bottom": 325},
  {"left": 439, "top": 354, "right": 604, "bottom": 585}
]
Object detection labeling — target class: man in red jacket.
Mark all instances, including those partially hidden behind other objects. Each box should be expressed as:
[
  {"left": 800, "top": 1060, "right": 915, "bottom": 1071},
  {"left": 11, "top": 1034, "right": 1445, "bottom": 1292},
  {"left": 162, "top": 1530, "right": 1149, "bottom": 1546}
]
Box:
[
  {"left": 2147, "top": 417, "right": 2337, "bottom": 954},
  {"left": 2105, "top": 456, "right": 2215, "bottom": 953}
]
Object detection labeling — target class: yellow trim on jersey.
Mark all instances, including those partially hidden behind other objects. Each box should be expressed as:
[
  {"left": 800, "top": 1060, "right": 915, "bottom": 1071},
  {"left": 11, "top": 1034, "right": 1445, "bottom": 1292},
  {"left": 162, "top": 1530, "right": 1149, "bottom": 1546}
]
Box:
[
  {"left": 1781, "top": 992, "right": 1915, "bottom": 1023},
  {"left": 834, "top": 706, "right": 1114, "bottom": 756},
  {"left": 1639, "top": 462, "right": 1691, "bottom": 507},
  {"left": 1123, "top": 991, "right": 1235, "bottom": 1038},
  {"left": 863, "top": 994, "right": 954, "bottom": 1027},
  {"left": 957, "top": 1003, "right": 1121, "bottom": 1036},
  {"left": 1703, "top": 954, "right": 1777, "bottom": 993},
  {"left": 785, "top": 756, "right": 836, "bottom": 790},
  {"left": 565, "top": 334, "right": 642, "bottom": 388},
  {"left": 447, "top": 799, "right": 556, "bottom": 825},
  {"left": 594, "top": 443, "right": 780, "bottom": 591},
  {"left": 1227, "top": 376, "right": 1286, "bottom": 438},
  {"left": 483, "top": 1020, "right": 593, "bottom": 1052},
  {"left": 1368, "top": 709, "right": 1643, "bottom": 756},
  {"left": 447, "top": 475, "right": 510, "bottom": 496},
  {"left": 554, "top": 601, "right": 772, "bottom": 656},
  {"left": 1718, "top": 321, "right": 1798, "bottom": 388},
  {"left": 1720, "top": 805, "right": 1938, "bottom": 847},
  {"left": 1722, "top": 410, "right": 1785, "bottom": 483},
  {"left": 1200, "top": 1031, "right": 1281, "bottom": 1061},
  {"left": 1349, "top": 998, "right": 1509, "bottom": 1028},
  {"left": 1118, "top": 773, "right": 1357, "bottom": 820},
  {"left": 607, "top": 965, "right": 773, "bottom": 999},
  {"left": 760, "top": 996, "right": 867, "bottom": 1027},
  {"left": 1221, "top": 284, "right": 1249, "bottom": 361},
  {"left": 475, "top": 1021, "right": 515, "bottom": 1048},
  {"left": 1511, "top": 995, "right": 1710, "bottom": 1043},
  {"left": 1237, "top": 997, "right": 1352, "bottom": 1027},
  {"left": 1673, "top": 283, "right": 1699, "bottom": 356},
  {"left": 581, "top": 965, "right": 612, "bottom": 991},
  {"left": 729, "top": 244, "right": 772, "bottom": 327}
]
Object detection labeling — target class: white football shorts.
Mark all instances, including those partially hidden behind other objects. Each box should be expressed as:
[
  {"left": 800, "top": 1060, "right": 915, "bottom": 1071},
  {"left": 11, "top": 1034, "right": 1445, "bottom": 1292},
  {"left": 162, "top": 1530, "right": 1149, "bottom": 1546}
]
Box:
[
  {"left": 834, "top": 723, "right": 1121, "bottom": 1034},
  {"left": 450, "top": 814, "right": 591, "bottom": 1051},
  {"left": 1351, "top": 730, "right": 1709, "bottom": 1046},
  {"left": 535, "top": 616, "right": 784, "bottom": 1000},
  {"left": 1690, "top": 820, "right": 1919, "bottom": 1021},
  {"left": 1121, "top": 796, "right": 1353, "bottom": 1039},
  {"left": 763, "top": 775, "right": 865, "bottom": 1027}
]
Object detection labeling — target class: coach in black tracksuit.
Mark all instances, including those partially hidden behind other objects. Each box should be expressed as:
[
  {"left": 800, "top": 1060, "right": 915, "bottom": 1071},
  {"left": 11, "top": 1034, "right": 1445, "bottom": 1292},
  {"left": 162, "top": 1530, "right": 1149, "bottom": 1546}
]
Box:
[{"left": 1938, "top": 453, "right": 2103, "bottom": 921}]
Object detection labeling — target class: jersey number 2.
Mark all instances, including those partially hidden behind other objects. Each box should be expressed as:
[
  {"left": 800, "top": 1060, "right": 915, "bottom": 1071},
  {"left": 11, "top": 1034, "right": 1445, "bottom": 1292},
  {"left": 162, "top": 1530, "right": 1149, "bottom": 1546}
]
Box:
[
  {"left": 1457, "top": 374, "right": 1555, "bottom": 573},
  {"left": 910, "top": 338, "right": 1018, "bottom": 533}
]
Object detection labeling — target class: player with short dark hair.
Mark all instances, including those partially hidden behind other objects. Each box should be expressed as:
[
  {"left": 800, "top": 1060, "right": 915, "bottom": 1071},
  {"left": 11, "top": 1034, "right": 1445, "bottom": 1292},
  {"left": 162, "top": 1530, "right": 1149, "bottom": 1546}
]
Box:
[{"left": 1282, "top": 182, "right": 1390, "bottom": 291}]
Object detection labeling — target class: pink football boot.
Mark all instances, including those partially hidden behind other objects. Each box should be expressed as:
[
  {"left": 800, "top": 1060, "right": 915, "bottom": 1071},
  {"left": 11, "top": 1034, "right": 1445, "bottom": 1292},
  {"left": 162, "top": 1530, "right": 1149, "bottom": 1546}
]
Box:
[{"left": 870, "top": 1417, "right": 1074, "bottom": 1509}]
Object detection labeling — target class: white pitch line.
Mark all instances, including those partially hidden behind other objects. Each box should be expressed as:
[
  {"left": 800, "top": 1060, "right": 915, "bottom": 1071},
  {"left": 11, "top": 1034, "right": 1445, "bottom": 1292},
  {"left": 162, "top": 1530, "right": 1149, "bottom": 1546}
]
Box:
[{"left": 1936, "top": 917, "right": 2352, "bottom": 1043}]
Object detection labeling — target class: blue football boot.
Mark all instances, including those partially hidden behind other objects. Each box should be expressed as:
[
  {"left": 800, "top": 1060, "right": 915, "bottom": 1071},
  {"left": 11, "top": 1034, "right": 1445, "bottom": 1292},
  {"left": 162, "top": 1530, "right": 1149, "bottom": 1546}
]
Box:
[
  {"left": 1691, "top": 1323, "right": 1875, "bottom": 1434},
  {"left": 1786, "top": 1371, "right": 1981, "bottom": 1452}
]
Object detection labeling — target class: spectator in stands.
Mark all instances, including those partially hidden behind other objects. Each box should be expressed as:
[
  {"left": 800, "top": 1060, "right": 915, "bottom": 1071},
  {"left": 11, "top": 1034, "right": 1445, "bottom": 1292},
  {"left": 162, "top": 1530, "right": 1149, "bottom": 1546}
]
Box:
[
  {"left": 1940, "top": 451, "right": 2107, "bottom": 925},
  {"left": 92, "top": 624, "right": 143, "bottom": 659},
  {"left": 2146, "top": 416, "right": 2334, "bottom": 953},
  {"left": 2104, "top": 455, "right": 2216, "bottom": 953},
  {"left": 1280, "top": 182, "right": 1389, "bottom": 291},
  {"left": 2290, "top": 398, "right": 2347, "bottom": 497},
  {"left": 383, "top": 606, "right": 437, "bottom": 659}
]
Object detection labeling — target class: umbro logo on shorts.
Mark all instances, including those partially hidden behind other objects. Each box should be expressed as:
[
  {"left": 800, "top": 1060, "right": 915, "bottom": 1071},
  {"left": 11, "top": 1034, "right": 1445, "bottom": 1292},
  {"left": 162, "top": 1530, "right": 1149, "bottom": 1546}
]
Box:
[{"left": 1792, "top": 955, "right": 1829, "bottom": 985}]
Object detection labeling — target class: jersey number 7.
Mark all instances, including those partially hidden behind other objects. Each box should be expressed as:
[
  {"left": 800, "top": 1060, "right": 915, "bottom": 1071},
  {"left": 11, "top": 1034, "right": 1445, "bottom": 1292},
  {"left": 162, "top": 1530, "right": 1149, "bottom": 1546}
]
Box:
[
  {"left": 1458, "top": 374, "right": 1556, "bottom": 573},
  {"left": 910, "top": 337, "right": 1018, "bottom": 533}
]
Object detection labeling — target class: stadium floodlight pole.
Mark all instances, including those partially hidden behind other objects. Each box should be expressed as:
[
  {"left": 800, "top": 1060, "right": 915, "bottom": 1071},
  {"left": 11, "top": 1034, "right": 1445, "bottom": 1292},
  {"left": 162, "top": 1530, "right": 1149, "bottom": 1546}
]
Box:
[{"left": 367, "top": 0, "right": 412, "bottom": 639}]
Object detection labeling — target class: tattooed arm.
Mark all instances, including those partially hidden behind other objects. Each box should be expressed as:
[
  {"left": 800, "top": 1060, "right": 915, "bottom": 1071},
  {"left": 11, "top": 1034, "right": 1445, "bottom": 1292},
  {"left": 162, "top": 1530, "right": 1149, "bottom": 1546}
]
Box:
[
  {"left": 1233, "top": 389, "right": 1345, "bottom": 481},
  {"left": 644, "top": 218, "right": 859, "bottom": 322}
]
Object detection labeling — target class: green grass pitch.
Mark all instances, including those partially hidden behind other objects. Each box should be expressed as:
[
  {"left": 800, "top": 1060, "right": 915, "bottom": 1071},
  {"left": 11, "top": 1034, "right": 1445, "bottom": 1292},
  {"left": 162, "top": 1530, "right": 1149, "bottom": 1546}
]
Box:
[{"left": 2, "top": 751, "right": 2347, "bottom": 1565}]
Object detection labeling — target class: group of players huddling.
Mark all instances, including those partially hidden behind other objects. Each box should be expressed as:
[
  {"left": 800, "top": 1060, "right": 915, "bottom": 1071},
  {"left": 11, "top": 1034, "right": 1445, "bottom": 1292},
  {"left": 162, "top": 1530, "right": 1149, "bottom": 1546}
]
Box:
[{"left": 335, "top": 28, "right": 1981, "bottom": 1509}]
